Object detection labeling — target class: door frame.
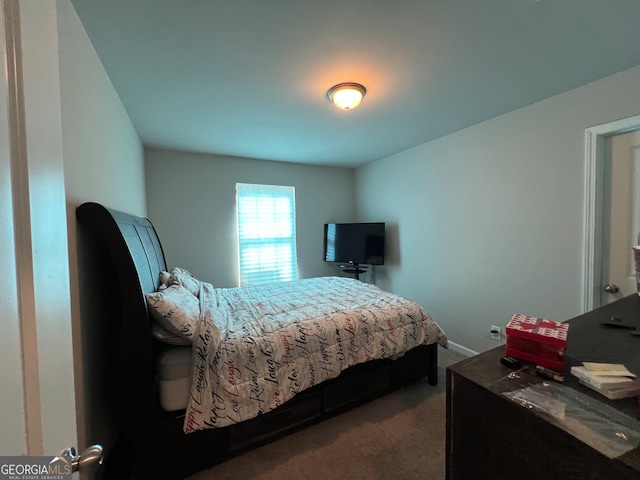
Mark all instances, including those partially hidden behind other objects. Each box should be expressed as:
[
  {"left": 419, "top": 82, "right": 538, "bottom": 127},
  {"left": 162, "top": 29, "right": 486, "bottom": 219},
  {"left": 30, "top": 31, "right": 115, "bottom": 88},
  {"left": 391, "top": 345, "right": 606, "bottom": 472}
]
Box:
[{"left": 583, "top": 114, "right": 640, "bottom": 311}]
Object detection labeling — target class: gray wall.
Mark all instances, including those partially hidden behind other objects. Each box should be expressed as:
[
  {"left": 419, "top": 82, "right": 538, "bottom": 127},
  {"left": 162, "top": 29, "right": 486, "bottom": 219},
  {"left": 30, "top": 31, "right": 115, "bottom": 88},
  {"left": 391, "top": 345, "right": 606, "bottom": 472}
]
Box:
[
  {"left": 59, "top": 2, "right": 145, "bottom": 215},
  {"left": 57, "top": 0, "right": 146, "bottom": 455},
  {"left": 145, "top": 148, "right": 355, "bottom": 287},
  {"left": 356, "top": 65, "right": 640, "bottom": 354}
]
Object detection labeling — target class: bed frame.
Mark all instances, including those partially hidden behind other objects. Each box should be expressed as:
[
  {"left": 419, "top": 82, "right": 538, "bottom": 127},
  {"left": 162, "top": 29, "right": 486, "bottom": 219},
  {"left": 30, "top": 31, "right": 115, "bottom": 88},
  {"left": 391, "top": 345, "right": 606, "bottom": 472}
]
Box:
[{"left": 75, "top": 202, "right": 438, "bottom": 480}]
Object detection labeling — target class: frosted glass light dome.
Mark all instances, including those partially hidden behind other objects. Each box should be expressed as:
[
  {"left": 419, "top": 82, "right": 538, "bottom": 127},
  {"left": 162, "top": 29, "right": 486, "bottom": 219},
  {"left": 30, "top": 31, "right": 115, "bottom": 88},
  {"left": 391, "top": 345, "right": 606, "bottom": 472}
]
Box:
[{"left": 327, "top": 83, "right": 366, "bottom": 111}]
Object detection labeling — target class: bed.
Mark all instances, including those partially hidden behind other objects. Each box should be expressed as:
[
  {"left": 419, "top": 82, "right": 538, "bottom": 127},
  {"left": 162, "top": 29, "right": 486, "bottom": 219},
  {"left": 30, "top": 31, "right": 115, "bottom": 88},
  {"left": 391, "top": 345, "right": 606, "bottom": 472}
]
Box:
[{"left": 75, "top": 202, "right": 447, "bottom": 480}]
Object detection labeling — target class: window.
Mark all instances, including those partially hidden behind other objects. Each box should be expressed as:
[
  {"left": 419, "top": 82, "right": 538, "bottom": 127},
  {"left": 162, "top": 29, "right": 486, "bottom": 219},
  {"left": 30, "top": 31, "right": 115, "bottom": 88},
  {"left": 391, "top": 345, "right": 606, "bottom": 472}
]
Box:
[{"left": 236, "top": 183, "right": 298, "bottom": 285}]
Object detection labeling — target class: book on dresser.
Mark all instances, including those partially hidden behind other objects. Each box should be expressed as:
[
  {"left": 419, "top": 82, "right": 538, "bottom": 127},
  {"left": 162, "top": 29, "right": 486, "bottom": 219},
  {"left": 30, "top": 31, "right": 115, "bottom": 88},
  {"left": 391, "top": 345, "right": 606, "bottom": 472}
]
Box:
[{"left": 570, "top": 366, "right": 640, "bottom": 399}]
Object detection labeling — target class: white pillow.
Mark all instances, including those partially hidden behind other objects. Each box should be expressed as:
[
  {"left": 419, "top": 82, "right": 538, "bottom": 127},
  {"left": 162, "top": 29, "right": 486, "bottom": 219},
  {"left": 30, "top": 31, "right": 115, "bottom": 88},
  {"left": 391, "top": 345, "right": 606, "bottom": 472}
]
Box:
[
  {"left": 158, "top": 270, "right": 171, "bottom": 289},
  {"left": 168, "top": 267, "right": 202, "bottom": 297},
  {"left": 150, "top": 322, "right": 192, "bottom": 346},
  {"left": 146, "top": 284, "right": 199, "bottom": 340}
]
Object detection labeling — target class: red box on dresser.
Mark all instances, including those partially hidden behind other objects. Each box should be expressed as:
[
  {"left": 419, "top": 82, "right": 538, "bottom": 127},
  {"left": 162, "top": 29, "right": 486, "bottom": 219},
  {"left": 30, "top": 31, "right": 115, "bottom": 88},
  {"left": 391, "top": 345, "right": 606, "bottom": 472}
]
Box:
[{"left": 505, "top": 313, "right": 569, "bottom": 372}]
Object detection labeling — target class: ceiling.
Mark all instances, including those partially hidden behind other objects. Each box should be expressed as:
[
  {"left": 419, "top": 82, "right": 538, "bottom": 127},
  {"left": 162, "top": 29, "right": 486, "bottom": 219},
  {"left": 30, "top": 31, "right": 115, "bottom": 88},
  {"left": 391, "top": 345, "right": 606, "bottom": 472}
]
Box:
[{"left": 70, "top": 0, "right": 640, "bottom": 168}]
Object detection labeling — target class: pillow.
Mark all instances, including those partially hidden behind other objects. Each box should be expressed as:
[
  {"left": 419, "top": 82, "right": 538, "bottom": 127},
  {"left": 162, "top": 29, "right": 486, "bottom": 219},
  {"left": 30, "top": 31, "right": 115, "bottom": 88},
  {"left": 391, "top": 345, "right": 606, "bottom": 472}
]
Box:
[
  {"left": 146, "top": 284, "right": 199, "bottom": 340},
  {"left": 167, "top": 267, "right": 202, "bottom": 297},
  {"left": 158, "top": 270, "right": 171, "bottom": 290},
  {"left": 151, "top": 322, "right": 192, "bottom": 346}
]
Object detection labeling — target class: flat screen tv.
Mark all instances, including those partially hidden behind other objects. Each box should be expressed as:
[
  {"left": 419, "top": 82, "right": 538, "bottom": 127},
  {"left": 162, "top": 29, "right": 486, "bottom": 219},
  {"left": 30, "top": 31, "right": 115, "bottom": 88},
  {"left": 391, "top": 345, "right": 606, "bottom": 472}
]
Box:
[{"left": 323, "top": 222, "right": 385, "bottom": 266}]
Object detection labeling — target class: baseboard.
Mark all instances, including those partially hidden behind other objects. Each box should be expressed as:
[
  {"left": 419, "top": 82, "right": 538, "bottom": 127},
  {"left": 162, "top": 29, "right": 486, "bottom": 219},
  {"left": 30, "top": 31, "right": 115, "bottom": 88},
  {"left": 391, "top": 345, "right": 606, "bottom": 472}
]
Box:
[{"left": 446, "top": 341, "right": 478, "bottom": 357}]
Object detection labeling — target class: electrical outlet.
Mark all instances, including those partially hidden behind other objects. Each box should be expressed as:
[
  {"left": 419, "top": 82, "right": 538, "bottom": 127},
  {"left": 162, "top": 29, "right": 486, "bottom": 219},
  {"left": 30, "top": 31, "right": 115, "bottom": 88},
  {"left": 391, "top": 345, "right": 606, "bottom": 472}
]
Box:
[{"left": 490, "top": 325, "right": 502, "bottom": 341}]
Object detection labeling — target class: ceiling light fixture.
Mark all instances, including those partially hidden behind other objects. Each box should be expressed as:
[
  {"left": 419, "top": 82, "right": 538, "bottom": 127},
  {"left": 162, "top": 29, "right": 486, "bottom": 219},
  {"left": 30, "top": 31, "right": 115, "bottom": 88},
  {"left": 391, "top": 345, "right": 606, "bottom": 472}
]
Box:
[{"left": 327, "top": 82, "right": 366, "bottom": 111}]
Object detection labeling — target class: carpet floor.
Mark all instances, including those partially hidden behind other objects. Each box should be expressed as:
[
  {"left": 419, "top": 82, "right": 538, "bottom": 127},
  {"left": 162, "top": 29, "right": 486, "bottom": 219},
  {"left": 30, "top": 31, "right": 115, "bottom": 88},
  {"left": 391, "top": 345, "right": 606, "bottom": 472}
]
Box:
[{"left": 187, "top": 347, "right": 468, "bottom": 480}]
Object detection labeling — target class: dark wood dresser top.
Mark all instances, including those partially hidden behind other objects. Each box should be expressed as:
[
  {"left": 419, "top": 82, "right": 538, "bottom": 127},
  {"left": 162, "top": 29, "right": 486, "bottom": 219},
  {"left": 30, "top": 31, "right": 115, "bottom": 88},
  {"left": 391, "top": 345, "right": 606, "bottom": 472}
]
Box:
[{"left": 447, "top": 295, "right": 640, "bottom": 478}]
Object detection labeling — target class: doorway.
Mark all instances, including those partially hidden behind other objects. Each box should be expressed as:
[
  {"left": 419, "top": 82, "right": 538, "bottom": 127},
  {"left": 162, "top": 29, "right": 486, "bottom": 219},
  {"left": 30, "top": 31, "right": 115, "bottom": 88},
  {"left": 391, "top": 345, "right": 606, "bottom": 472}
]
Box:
[
  {"left": 600, "top": 130, "right": 640, "bottom": 305},
  {"left": 583, "top": 114, "right": 640, "bottom": 311}
]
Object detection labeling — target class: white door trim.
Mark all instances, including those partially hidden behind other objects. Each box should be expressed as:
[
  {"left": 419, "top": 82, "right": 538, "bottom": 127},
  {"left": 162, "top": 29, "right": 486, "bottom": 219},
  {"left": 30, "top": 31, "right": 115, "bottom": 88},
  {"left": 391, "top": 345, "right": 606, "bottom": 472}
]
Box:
[
  {"left": 583, "top": 114, "right": 640, "bottom": 312},
  {"left": 0, "top": 0, "right": 29, "bottom": 454}
]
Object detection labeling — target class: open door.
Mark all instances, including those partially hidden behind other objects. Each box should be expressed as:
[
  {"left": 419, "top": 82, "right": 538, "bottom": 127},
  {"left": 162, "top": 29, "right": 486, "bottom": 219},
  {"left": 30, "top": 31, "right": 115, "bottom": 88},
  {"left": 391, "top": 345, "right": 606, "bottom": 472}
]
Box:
[{"left": 0, "top": 1, "right": 101, "bottom": 477}]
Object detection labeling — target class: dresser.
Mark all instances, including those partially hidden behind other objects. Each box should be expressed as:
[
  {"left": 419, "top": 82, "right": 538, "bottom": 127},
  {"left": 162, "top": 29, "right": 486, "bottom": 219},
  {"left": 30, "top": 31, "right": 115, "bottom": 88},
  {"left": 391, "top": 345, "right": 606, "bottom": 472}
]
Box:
[{"left": 446, "top": 295, "right": 640, "bottom": 480}]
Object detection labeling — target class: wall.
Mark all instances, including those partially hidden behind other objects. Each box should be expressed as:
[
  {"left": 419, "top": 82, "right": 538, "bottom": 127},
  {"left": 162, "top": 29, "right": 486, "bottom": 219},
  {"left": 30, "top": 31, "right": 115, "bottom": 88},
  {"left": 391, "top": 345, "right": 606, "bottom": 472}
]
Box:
[
  {"left": 356, "top": 65, "right": 640, "bottom": 354},
  {"left": 58, "top": 1, "right": 145, "bottom": 214},
  {"left": 57, "top": 0, "right": 145, "bottom": 456},
  {"left": 145, "top": 148, "right": 355, "bottom": 287}
]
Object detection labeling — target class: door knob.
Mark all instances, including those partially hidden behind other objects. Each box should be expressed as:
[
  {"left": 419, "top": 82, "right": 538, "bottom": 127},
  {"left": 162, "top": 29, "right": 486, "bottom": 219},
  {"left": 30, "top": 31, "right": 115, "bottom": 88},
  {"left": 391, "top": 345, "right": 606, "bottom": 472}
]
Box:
[
  {"left": 604, "top": 284, "right": 620, "bottom": 293},
  {"left": 60, "top": 445, "right": 104, "bottom": 475}
]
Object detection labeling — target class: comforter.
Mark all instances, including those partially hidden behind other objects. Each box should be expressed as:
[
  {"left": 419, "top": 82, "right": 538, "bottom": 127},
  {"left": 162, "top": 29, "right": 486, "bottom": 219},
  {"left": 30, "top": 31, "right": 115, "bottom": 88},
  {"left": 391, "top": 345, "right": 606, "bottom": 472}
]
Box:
[{"left": 184, "top": 276, "right": 447, "bottom": 433}]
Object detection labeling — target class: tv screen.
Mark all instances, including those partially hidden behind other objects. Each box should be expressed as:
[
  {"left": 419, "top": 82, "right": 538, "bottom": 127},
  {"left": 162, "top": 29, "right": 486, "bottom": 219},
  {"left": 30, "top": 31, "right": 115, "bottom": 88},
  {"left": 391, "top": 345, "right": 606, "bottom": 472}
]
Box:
[{"left": 323, "top": 222, "right": 385, "bottom": 265}]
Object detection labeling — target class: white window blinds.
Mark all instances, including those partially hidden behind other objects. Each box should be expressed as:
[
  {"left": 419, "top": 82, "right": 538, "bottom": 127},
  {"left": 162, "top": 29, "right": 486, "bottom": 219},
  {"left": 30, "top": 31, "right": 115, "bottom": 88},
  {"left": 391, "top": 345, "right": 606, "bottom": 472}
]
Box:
[{"left": 236, "top": 183, "right": 298, "bottom": 286}]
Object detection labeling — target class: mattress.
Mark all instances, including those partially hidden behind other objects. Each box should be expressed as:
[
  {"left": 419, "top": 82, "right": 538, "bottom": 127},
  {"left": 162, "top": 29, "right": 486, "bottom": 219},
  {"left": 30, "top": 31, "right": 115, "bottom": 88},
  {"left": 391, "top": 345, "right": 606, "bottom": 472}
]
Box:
[{"left": 157, "top": 346, "right": 192, "bottom": 412}]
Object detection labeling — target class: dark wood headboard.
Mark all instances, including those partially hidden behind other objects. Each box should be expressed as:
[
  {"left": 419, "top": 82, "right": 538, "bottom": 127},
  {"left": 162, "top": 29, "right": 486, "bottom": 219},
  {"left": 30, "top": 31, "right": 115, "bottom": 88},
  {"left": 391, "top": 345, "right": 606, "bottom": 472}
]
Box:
[
  {"left": 77, "top": 202, "right": 167, "bottom": 296},
  {"left": 75, "top": 202, "right": 169, "bottom": 474}
]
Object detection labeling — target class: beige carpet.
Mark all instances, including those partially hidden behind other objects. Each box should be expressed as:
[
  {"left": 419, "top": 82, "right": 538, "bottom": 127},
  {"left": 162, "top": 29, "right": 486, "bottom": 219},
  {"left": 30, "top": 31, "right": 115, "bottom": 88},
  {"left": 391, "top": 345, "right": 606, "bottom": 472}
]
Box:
[{"left": 187, "top": 347, "right": 468, "bottom": 480}]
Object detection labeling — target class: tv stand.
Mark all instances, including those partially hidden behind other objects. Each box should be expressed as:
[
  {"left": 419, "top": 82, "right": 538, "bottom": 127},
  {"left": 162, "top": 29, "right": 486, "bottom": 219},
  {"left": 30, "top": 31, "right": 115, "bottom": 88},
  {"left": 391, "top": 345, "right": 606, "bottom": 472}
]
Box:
[{"left": 339, "top": 264, "right": 370, "bottom": 281}]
